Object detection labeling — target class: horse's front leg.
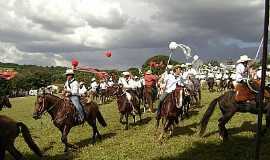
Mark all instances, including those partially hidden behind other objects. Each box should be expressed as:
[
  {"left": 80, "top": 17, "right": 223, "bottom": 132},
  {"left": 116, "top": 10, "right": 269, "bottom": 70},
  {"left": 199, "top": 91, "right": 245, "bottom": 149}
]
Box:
[
  {"left": 61, "top": 126, "right": 76, "bottom": 152},
  {"left": 125, "top": 113, "right": 129, "bottom": 130},
  {"left": 119, "top": 114, "right": 124, "bottom": 124}
]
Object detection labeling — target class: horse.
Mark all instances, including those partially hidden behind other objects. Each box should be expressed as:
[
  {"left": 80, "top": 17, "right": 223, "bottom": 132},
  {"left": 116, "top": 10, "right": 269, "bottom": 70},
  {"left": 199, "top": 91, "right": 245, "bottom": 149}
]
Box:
[
  {"left": 174, "top": 86, "right": 191, "bottom": 120},
  {"left": 199, "top": 90, "right": 270, "bottom": 140},
  {"left": 207, "top": 77, "right": 215, "bottom": 92},
  {"left": 217, "top": 79, "right": 227, "bottom": 91},
  {"left": 143, "top": 85, "right": 156, "bottom": 113},
  {"left": 0, "top": 95, "right": 12, "bottom": 111},
  {"left": 32, "top": 89, "right": 107, "bottom": 152},
  {"left": 113, "top": 85, "right": 142, "bottom": 130},
  {"left": 156, "top": 89, "right": 179, "bottom": 141},
  {"left": 0, "top": 115, "right": 42, "bottom": 160}
]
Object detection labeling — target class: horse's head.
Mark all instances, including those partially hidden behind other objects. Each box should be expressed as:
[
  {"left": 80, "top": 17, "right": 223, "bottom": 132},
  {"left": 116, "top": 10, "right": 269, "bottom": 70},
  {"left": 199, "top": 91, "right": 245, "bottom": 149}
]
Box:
[
  {"left": 112, "top": 84, "right": 124, "bottom": 97},
  {"left": 0, "top": 96, "right": 11, "bottom": 109},
  {"left": 32, "top": 88, "right": 51, "bottom": 119}
]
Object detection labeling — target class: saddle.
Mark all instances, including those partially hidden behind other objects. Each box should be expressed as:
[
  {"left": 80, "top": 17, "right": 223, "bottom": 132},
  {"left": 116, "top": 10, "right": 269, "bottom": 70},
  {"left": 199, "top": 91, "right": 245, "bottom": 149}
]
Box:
[{"left": 234, "top": 80, "right": 270, "bottom": 103}]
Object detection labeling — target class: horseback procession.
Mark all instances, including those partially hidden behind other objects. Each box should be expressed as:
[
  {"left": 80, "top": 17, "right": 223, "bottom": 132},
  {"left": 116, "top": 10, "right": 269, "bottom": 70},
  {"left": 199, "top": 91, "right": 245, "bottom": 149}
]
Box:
[
  {"left": 1, "top": 37, "right": 270, "bottom": 159},
  {"left": 1, "top": 0, "right": 270, "bottom": 159}
]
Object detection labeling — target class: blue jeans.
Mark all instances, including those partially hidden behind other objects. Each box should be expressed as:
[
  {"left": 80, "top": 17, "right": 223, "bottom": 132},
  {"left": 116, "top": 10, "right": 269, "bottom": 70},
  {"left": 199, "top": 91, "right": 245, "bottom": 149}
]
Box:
[
  {"left": 156, "top": 92, "right": 169, "bottom": 115},
  {"left": 70, "top": 96, "right": 84, "bottom": 120}
]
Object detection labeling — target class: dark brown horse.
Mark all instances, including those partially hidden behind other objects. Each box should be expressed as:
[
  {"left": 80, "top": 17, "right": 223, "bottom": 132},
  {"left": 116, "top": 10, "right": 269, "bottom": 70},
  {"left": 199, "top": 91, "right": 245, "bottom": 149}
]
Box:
[
  {"left": 199, "top": 90, "right": 270, "bottom": 140},
  {"left": 156, "top": 90, "right": 179, "bottom": 141},
  {"left": 0, "top": 115, "right": 42, "bottom": 159},
  {"left": 113, "top": 85, "right": 141, "bottom": 130},
  {"left": 143, "top": 86, "right": 155, "bottom": 113},
  {"left": 207, "top": 77, "right": 215, "bottom": 92},
  {"left": 0, "top": 96, "right": 12, "bottom": 111},
  {"left": 33, "top": 90, "right": 107, "bottom": 152}
]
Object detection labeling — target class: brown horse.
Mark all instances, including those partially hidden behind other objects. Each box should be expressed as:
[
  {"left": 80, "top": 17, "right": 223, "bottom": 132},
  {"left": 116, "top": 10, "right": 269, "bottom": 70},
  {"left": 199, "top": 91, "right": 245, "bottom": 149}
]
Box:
[
  {"left": 113, "top": 85, "right": 142, "bottom": 130},
  {"left": 199, "top": 90, "right": 270, "bottom": 140},
  {"left": 33, "top": 90, "right": 107, "bottom": 152},
  {"left": 0, "top": 96, "right": 12, "bottom": 111},
  {"left": 156, "top": 89, "right": 179, "bottom": 141},
  {"left": 0, "top": 115, "right": 42, "bottom": 159},
  {"left": 143, "top": 86, "right": 155, "bottom": 113},
  {"left": 207, "top": 77, "right": 215, "bottom": 92}
]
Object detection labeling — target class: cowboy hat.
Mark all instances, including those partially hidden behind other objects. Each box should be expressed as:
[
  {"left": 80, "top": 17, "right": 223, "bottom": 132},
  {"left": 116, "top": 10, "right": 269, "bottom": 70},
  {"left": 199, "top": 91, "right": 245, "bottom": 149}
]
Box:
[
  {"left": 173, "top": 64, "right": 181, "bottom": 70},
  {"left": 167, "top": 65, "right": 173, "bottom": 70},
  {"left": 122, "top": 71, "right": 130, "bottom": 76},
  {"left": 146, "top": 70, "right": 152, "bottom": 74},
  {"left": 237, "top": 55, "right": 251, "bottom": 63},
  {"left": 65, "top": 69, "right": 74, "bottom": 75},
  {"left": 181, "top": 64, "right": 187, "bottom": 68},
  {"left": 91, "top": 78, "right": 96, "bottom": 81},
  {"left": 79, "top": 81, "right": 84, "bottom": 85}
]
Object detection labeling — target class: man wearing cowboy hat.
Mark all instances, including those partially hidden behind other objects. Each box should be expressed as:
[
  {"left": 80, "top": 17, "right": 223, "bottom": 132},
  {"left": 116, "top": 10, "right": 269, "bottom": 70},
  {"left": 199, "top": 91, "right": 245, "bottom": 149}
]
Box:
[
  {"left": 79, "top": 81, "right": 87, "bottom": 96},
  {"left": 156, "top": 65, "right": 176, "bottom": 116},
  {"left": 64, "top": 69, "right": 84, "bottom": 122},
  {"left": 118, "top": 71, "right": 137, "bottom": 115},
  {"left": 235, "top": 55, "right": 252, "bottom": 83}
]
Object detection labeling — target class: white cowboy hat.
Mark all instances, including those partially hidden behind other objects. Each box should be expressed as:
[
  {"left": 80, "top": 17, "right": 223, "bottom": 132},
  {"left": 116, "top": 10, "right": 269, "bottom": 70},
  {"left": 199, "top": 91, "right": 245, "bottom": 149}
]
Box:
[
  {"left": 79, "top": 81, "right": 84, "bottom": 85},
  {"left": 180, "top": 64, "right": 187, "bottom": 68},
  {"left": 65, "top": 69, "right": 74, "bottom": 75},
  {"left": 134, "top": 76, "right": 138, "bottom": 79},
  {"left": 146, "top": 70, "right": 152, "bottom": 74},
  {"left": 193, "top": 55, "right": 199, "bottom": 61},
  {"left": 167, "top": 65, "right": 173, "bottom": 69},
  {"left": 91, "top": 78, "right": 96, "bottom": 81},
  {"left": 122, "top": 71, "right": 130, "bottom": 76},
  {"left": 237, "top": 55, "right": 251, "bottom": 63}
]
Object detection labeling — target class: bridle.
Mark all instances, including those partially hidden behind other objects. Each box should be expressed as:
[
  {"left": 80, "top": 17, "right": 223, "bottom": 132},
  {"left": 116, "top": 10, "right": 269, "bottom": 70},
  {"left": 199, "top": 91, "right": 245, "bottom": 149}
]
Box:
[{"left": 36, "top": 94, "right": 59, "bottom": 117}]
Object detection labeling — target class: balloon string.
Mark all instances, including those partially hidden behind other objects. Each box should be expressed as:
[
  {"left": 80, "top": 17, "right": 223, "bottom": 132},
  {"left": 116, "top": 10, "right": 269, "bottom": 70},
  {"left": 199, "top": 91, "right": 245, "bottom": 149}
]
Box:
[{"left": 255, "top": 36, "right": 264, "bottom": 60}]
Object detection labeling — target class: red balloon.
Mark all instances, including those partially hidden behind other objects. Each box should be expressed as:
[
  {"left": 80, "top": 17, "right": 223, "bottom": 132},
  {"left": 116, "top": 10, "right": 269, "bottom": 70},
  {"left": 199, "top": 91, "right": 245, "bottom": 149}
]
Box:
[
  {"left": 105, "top": 51, "right": 112, "bottom": 57},
  {"left": 71, "top": 59, "right": 79, "bottom": 68}
]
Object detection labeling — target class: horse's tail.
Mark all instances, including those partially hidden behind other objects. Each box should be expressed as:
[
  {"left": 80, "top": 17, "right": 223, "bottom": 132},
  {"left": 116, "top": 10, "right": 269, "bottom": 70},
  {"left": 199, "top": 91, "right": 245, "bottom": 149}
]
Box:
[
  {"left": 96, "top": 110, "right": 107, "bottom": 127},
  {"left": 17, "top": 122, "right": 43, "bottom": 157},
  {"left": 199, "top": 96, "right": 220, "bottom": 137}
]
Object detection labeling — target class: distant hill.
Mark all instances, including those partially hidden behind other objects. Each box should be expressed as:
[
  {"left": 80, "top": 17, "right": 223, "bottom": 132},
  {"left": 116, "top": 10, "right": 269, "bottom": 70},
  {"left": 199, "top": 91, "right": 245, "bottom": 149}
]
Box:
[{"left": 142, "top": 55, "right": 181, "bottom": 75}]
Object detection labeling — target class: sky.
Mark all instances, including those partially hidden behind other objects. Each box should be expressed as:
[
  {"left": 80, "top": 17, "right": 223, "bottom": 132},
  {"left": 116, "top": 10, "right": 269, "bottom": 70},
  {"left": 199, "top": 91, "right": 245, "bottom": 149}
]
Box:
[{"left": 0, "top": 0, "right": 266, "bottom": 69}]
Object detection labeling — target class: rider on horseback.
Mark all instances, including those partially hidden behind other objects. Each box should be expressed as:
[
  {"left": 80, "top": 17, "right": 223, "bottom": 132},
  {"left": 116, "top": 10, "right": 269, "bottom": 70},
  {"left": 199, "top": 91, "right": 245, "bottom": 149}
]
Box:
[
  {"left": 156, "top": 65, "right": 176, "bottom": 116},
  {"left": 64, "top": 69, "right": 85, "bottom": 122},
  {"left": 118, "top": 71, "right": 137, "bottom": 115}
]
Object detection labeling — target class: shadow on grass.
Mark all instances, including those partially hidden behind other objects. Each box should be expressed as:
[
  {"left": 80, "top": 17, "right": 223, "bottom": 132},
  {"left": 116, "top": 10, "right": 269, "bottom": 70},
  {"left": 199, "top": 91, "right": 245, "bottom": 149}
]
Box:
[
  {"left": 173, "top": 122, "right": 198, "bottom": 136},
  {"left": 181, "top": 110, "right": 199, "bottom": 120},
  {"left": 74, "top": 132, "right": 116, "bottom": 148},
  {"left": 203, "top": 121, "right": 256, "bottom": 138},
  {"left": 153, "top": 135, "right": 270, "bottom": 160},
  {"left": 131, "top": 116, "right": 152, "bottom": 126}
]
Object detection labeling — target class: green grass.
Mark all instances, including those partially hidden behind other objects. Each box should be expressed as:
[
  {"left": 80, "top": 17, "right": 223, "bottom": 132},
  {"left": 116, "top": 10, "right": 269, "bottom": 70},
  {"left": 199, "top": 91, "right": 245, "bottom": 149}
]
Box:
[{"left": 2, "top": 90, "right": 270, "bottom": 160}]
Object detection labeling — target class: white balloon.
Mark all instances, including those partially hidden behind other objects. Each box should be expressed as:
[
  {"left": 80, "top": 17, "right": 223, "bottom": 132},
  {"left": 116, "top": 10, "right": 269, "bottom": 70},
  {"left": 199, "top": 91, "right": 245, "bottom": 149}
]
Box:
[{"left": 169, "top": 42, "right": 178, "bottom": 50}]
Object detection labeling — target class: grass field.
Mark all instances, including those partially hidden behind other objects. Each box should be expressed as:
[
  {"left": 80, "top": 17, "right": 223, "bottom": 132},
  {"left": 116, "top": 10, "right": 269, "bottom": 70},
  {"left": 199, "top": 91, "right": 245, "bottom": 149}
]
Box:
[{"left": 2, "top": 90, "right": 270, "bottom": 160}]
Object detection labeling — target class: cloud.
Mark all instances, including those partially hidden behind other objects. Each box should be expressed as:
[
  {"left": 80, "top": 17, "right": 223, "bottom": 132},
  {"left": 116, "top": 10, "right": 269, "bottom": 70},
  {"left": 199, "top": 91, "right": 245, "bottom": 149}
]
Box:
[
  {"left": 0, "top": 0, "right": 266, "bottom": 69},
  {"left": 0, "top": 42, "right": 69, "bottom": 66}
]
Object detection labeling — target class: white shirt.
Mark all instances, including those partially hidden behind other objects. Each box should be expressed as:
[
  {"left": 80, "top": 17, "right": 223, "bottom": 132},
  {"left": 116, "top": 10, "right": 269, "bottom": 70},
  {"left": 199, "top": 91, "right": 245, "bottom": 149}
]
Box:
[
  {"left": 100, "top": 82, "right": 107, "bottom": 90},
  {"left": 128, "top": 79, "right": 137, "bottom": 89},
  {"left": 90, "top": 81, "right": 98, "bottom": 92},
  {"left": 208, "top": 72, "right": 214, "bottom": 78},
  {"left": 108, "top": 81, "right": 114, "bottom": 87},
  {"left": 164, "top": 73, "right": 176, "bottom": 93},
  {"left": 65, "top": 79, "right": 79, "bottom": 96},
  {"left": 256, "top": 70, "right": 262, "bottom": 79},
  {"left": 79, "top": 85, "right": 87, "bottom": 95},
  {"left": 182, "top": 71, "right": 189, "bottom": 80},
  {"left": 236, "top": 63, "right": 246, "bottom": 82},
  {"left": 135, "top": 80, "right": 142, "bottom": 88},
  {"left": 118, "top": 77, "right": 132, "bottom": 89}
]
